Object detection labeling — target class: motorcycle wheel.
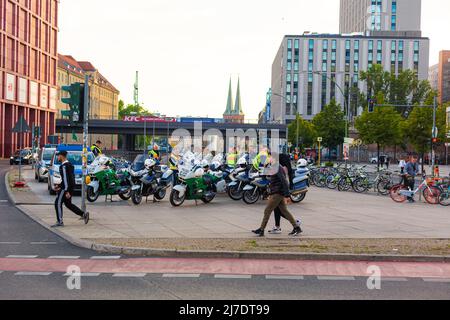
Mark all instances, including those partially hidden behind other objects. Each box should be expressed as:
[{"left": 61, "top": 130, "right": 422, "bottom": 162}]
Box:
[
  {"left": 170, "top": 189, "right": 186, "bottom": 207},
  {"left": 86, "top": 186, "right": 100, "bottom": 203},
  {"left": 201, "top": 193, "right": 216, "bottom": 204},
  {"left": 228, "top": 185, "right": 244, "bottom": 201},
  {"left": 118, "top": 183, "right": 132, "bottom": 201},
  {"left": 290, "top": 192, "right": 306, "bottom": 203},
  {"left": 131, "top": 190, "right": 143, "bottom": 205},
  {"left": 154, "top": 188, "right": 167, "bottom": 201},
  {"left": 243, "top": 190, "right": 260, "bottom": 205}
]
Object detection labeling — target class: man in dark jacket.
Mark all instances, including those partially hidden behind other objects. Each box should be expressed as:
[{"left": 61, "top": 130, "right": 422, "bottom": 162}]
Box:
[
  {"left": 52, "top": 151, "right": 89, "bottom": 228},
  {"left": 252, "top": 156, "right": 302, "bottom": 237}
]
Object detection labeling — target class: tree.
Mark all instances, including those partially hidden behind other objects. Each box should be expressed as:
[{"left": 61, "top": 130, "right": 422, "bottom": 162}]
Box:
[
  {"left": 403, "top": 95, "right": 447, "bottom": 171},
  {"left": 355, "top": 106, "right": 403, "bottom": 170},
  {"left": 312, "top": 100, "right": 346, "bottom": 158},
  {"left": 117, "top": 100, "right": 152, "bottom": 150},
  {"left": 118, "top": 100, "right": 151, "bottom": 118},
  {"left": 360, "top": 64, "right": 391, "bottom": 102},
  {"left": 288, "top": 114, "right": 316, "bottom": 150}
]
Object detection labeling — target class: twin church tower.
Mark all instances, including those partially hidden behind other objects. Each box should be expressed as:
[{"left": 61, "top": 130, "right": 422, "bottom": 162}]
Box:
[{"left": 223, "top": 78, "right": 245, "bottom": 124}]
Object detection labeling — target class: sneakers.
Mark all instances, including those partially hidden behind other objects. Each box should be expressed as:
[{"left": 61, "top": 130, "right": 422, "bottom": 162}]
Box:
[
  {"left": 83, "top": 212, "right": 90, "bottom": 225},
  {"left": 289, "top": 226, "right": 303, "bottom": 237},
  {"left": 268, "top": 227, "right": 282, "bottom": 234},
  {"left": 252, "top": 229, "right": 265, "bottom": 237},
  {"left": 51, "top": 222, "right": 64, "bottom": 228}
]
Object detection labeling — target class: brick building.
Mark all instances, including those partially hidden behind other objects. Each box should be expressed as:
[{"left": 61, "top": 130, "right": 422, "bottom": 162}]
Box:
[{"left": 0, "top": 0, "right": 59, "bottom": 158}]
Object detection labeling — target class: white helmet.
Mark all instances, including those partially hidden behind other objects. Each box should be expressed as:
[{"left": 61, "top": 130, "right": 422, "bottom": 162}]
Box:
[
  {"left": 237, "top": 156, "right": 248, "bottom": 166},
  {"left": 144, "top": 158, "right": 156, "bottom": 170},
  {"left": 200, "top": 159, "right": 209, "bottom": 168},
  {"left": 98, "top": 156, "right": 110, "bottom": 166},
  {"left": 194, "top": 168, "right": 205, "bottom": 177},
  {"left": 297, "top": 159, "right": 308, "bottom": 168}
]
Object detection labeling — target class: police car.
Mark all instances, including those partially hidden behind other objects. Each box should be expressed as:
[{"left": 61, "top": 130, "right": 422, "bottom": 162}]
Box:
[
  {"left": 34, "top": 145, "right": 57, "bottom": 182},
  {"left": 47, "top": 145, "right": 94, "bottom": 195}
]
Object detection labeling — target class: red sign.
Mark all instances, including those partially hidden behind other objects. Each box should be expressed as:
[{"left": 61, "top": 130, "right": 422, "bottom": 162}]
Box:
[{"left": 123, "top": 116, "right": 177, "bottom": 123}]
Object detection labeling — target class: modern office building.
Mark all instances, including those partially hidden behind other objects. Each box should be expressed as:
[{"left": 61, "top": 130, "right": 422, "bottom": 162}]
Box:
[
  {"left": 57, "top": 54, "right": 120, "bottom": 150},
  {"left": 339, "top": 0, "right": 422, "bottom": 35},
  {"left": 271, "top": 34, "right": 429, "bottom": 123},
  {"left": 270, "top": 0, "right": 429, "bottom": 124},
  {"left": 429, "top": 51, "right": 450, "bottom": 105},
  {"left": 0, "top": 0, "right": 59, "bottom": 158}
]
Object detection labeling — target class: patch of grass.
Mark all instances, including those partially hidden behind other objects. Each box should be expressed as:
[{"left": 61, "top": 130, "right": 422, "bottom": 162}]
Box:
[{"left": 247, "top": 240, "right": 259, "bottom": 248}]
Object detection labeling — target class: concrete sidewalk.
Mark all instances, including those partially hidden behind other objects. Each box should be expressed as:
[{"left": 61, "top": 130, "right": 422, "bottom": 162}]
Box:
[{"left": 6, "top": 166, "right": 450, "bottom": 242}]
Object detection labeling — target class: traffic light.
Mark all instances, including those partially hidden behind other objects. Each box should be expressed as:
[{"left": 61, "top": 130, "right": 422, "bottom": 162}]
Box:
[
  {"left": 368, "top": 99, "right": 376, "bottom": 113},
  {"left": 432, "top": 138, "right": 439, "bottom": 144},
  {"left": 61, "top": 83, "right": 84, "bottom": 124}
]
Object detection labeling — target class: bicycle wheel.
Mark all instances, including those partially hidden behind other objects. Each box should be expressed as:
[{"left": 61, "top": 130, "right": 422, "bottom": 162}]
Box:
[
  {"left": 314, "top": 174, "right": 326, "bottom": 188},
  {"left": 338, "top": 177, "right": 351, "bottom": 192},
  {"left": 377, "top": 179, "right": 392, "bottom": 196},
  {"left": 326, "top": 175, "right": 338, "bottom": 190},
  {"left": 439, "top": 192, "right": 450, "bottom": 207},
  {"left": 390, "top": 185, "right": 408, "bottom": 203},
  {"left": 353, "top": 177, "right": 369, "bottom": 193},
  {"left": 423, "top": 186, "right": 441, "bottom": 205}
]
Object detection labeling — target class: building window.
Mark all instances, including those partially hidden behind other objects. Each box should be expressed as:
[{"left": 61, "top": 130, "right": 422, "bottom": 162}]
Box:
[
  {"left": 287, "top": 39, "right": 292, "bottom": 50},
  {"left": 413, "top": 41, "right": 420, "bottom": 73}
]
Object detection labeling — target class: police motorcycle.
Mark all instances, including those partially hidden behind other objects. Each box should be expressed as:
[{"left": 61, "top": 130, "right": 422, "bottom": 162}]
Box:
[
  {"left": 289, "top": 159, "right": 310, "bottom": 203},
  {"left": 241, "top": 167, "right": 271, "bottom": 205},
  {"left": 86, "top": 156, "right": 132, "bottom": 202},
  {"left": 227, "top": 155, "right": 252, "bottom": 201},
  {"left": 170, "top": 154, "right": 220, "bottom": 207},
  {"left": 129, "top": 155, "right": 173, "bottom": 205}
]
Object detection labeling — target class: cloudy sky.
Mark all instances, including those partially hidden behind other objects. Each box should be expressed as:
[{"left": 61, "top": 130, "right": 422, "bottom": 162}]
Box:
[{"left": 59, "top": 0, "right": 450, "bottom": 120}]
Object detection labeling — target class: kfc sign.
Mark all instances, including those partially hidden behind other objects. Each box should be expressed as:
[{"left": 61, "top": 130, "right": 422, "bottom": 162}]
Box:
[{"left": 123, "top": 116, "right": 177, "bottom": 123}]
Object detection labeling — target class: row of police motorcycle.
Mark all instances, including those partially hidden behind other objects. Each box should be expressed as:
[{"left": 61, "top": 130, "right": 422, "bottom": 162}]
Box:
[{"left": 84, "top": 152, "right": 311, "bottom": 207}]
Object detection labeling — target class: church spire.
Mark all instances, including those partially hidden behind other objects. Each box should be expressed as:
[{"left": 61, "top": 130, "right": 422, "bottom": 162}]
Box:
[
  {"left": 234, "top": 77, "right": 244, "bottom": 115},
  {"left": 224, "top": 77, "right": 234, "bottom": 115}
]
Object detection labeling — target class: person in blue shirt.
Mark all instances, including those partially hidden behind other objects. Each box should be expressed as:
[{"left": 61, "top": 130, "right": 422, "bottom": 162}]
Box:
[{"left": 404, "top": 156, "right": 419, "bottom": 203}]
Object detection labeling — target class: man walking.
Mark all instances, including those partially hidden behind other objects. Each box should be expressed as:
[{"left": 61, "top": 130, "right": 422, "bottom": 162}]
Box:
[
  {"left": 52, "top": 151, "right": 89, "bottom": 227},
  {"left": 252, "top": 155, "right": 302, "bottom": 237}
]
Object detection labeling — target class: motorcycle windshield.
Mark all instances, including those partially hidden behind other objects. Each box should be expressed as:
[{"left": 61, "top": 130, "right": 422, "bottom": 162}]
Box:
[{"left": 131, "top": 155, "right": 148, "bottom": 171}]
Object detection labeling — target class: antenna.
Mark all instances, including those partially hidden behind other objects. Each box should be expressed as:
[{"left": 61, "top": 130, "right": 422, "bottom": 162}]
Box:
[{"left": 134, "top": 71, "right": 139, "bottom": 107}]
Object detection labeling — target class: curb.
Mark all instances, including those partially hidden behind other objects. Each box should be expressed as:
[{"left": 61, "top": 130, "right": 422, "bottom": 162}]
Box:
[{"left": 5, "top": 171, "right": 450, "bottom": 263}]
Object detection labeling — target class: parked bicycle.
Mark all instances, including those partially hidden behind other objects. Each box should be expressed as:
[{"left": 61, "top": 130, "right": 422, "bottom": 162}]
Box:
[{"left": 390, "top": 174, "right": 441, "bottom": 205}]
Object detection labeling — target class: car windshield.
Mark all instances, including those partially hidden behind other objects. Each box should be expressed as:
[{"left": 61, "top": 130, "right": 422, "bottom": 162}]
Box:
[
  {"left": 43, "top": 150, "right": 55, "bottom": 161},
  {"left": 54, "top": 152, "right": 95, "bottom": 166}
]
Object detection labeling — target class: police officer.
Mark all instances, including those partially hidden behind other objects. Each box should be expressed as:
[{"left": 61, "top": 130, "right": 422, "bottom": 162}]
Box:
[
  {"left": 148, "top": 144, "right": 160, "bottom": 161},
  {"left": 91, "top": 140, "right": 103, "bottom": 157},
  {"left": 252, "top": 148, "right": 270, "bottom": 171},
  {"left": 52, "top": 150, "right": 89, "bottom": 228},
  {"left": 226, "top": 148, "right": 238, "bottom": 168}
]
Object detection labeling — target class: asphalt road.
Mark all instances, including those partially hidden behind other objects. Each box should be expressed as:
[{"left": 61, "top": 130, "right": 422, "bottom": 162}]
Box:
[{"left": 1, "top": 161, "right": 449, "bottom": 300}]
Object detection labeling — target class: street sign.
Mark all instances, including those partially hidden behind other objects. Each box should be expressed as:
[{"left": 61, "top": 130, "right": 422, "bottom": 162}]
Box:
[
  {"left": 344, "top": 137, "right": 354, "bottom": 144},
  {"left": 432, "top": 127, "right": 438, "bottom": 139},
  {"left": 12, "top": 116, "right": 31, "bottom": 133}
]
